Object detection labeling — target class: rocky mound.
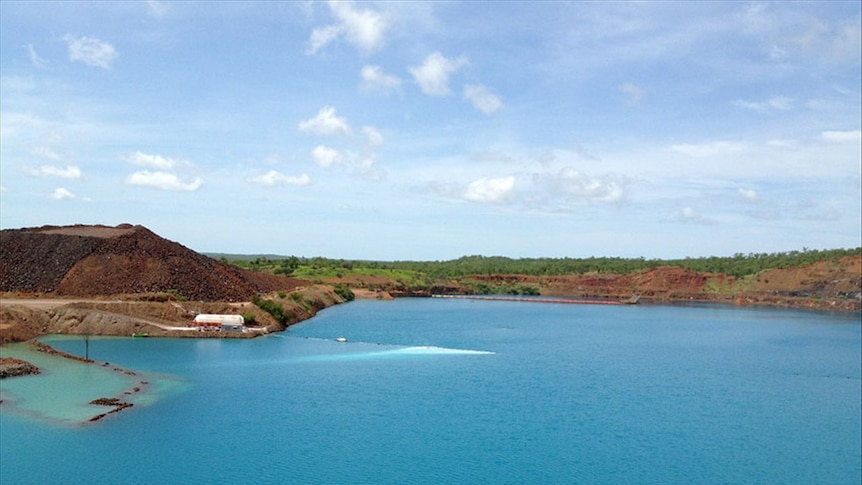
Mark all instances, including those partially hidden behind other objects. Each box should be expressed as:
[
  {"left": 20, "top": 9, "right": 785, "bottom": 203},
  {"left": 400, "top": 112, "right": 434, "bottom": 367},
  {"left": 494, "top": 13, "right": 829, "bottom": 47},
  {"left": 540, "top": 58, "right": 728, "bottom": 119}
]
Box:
[
  {"left": 0, "top": 224, "right": 305, "bottom": 301},
  {"left": 0, "top": 357, "right": 40, "bottom": 378}
]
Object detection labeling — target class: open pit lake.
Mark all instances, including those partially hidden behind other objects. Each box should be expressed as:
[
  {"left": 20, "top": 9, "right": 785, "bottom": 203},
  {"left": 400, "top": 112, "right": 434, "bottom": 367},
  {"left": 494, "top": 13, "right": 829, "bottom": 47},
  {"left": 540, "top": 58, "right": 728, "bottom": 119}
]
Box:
[{"left": 1, "top": 299, "right": 860, "bottom": 484}]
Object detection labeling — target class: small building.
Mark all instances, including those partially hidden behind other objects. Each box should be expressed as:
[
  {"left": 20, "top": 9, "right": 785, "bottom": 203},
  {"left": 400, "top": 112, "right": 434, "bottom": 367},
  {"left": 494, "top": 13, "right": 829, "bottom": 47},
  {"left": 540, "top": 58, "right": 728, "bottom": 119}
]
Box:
[{"left": 193, "top": 314, "right": 245, "bottom": 332}]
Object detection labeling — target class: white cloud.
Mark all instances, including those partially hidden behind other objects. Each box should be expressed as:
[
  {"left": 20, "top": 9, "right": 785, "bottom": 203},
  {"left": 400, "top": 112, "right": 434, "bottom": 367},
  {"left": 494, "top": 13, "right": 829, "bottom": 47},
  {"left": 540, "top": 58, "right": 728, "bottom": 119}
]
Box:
[
  {"left": 31, "top": 146, "right": 61, "bottom": 161},
  {"left": 670, "top": 206, "right": 715, "bottom": 225},
  {"left": 298, "top": 106, "right": 352, "bottom": 136},
  {"left": 51, "top": 187, "right": 75, "bottom": 200},
  {"left": 678, "top": 207, "right": 703, "bottom": 222},
  {"left": 733, "top": 96, "right": 793, "bottom": 113},
  {"left": 360, "top": 65, "right": 401, "bottom": 92},
  {"left": 409, "top": 52, "right": 469, "bottom": 96},
  {"left": 311, "top": 145, "right": 342, "bottom": 168},
  {"left": 63, "top": 34, "right": 117, "bottom": 69},
  {"left": 362, "top": 126, "right": 384, "bottom": 147},
  {"left": 126, "top": 151, "right": 182, "bottom": 170},
  {"left": 27, "top": 164, "right": 82, "bottom": 179},
  {"left": 125, "top": 171, "right": 203, "bottom": 191},
  {"left": 464, "top": 176, "right": 516, "bottom": 203},
  {"left": 738, "top": 187, "right": 758, "bottom": 201},
  {"left": 787, "top": 19, "right": 862, "bottom": 63},
  {"left": 307, "top": 1, "right": 388, "bottom": 55},
  {"left": 463, "top": 84, "right": 503, "bottom": 115},
  {"left": 539, "top": 167, "right": 625, "bottom": 204},
  {"left": 27, "top": 45, "right": 49, "bottom": 68},
  {"left": 669, "top": 141, "right": 747, "bottom": 157},
  {"left": 307, "top": 25, "right": 341, "bottom": 54},
  {"left": 146, "top": 0, "right": 168, "bottom": 18},
  {"left": 247, "top": 170, "right": 311, "bottom": 187},
  {"left": 821, "top": 130, "right": 862, "bottom": 142},
  {"left": 619, "top": 83, "right": 645, "bottom": 105}
]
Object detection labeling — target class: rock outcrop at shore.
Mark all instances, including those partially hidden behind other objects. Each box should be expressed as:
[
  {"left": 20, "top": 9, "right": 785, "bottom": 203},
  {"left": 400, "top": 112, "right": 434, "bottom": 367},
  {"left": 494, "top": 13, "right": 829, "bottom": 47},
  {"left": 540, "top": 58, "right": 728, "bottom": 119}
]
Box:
[
  {"left": 0, "top": 224, "right": 305, "bottom": 301},
  {"left": 0, "top": 357, "right": 40, "bottom": 378}
]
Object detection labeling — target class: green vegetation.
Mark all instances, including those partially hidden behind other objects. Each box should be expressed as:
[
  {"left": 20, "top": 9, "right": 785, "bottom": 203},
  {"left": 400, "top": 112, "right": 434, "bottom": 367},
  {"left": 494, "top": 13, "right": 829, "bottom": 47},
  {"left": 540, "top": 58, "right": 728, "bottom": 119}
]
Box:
[
  {"left": 223, "top": 247, "right": 859, "bottom": 281},
  {"left": 251, "top": 294, "right": 287, "bottom": 325},
  {"left": 461, "top": 279, "right": 541, "bottom": 296},
  {"left": 334, "top": 284, "right": 355, "bottom": 301}
]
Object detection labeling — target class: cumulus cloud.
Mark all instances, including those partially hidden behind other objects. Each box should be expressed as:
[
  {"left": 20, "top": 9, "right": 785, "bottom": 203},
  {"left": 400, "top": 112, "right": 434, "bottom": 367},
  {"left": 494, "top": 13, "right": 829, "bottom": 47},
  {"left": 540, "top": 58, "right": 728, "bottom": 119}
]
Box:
[
  {"left": 821, "top": 130, "right": 862, "bottom": 142},
  {"left": 51, "top": 187, "right": 76, "bottom": 200},
  {"left": 539, "top": 167, "right": 625, "bottom": 204},
  {"left": 409, "top": 52, "right": 469, "bottom": 96},
  {"left": 27, "top": 164, "right": 82, "bottom": 179},
  {"left": 464, "top": 176, "right": 516, "bottom": 203},
  {"left": 311, "top": 145, "right": 342, "bottom": 168},
  {"left": 125, "top": 171, "right": 203, "bottom": 191},
  {"left": 463, "top": 84, "right": 503, "bottom": 115},
  {"left": 307, "top": 1, "right": 388, "bottom": 55},
  {"left": 307, "top": 25, "right": 341, "bottom": 55},
  {"left": 298, "top": 106, "right": 352, "bottom": 136},
  {"left": 360, "top": 65, "right": 401, "bottom": 92},
  {"left": 669, "top": 141, "right": 746, "bottom": 157},
  {"left": 247, "top": 170, "right": 311, "bottom": 187},
  {"left": 668, "top": 206, "right": 715, "bottom": 224},
  {"left": 63, "top": 34, "right": 117, "bottom": 69},
  {"left": 126, "top": 151, "right": 185, "bottom": 170}
]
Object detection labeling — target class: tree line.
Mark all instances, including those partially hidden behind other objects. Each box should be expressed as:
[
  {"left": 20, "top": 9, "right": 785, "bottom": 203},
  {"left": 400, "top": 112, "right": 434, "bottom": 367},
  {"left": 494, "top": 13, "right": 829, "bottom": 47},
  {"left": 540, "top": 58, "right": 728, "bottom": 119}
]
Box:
[{"left": 223, "top": 247, "right": 860, "bottom": 279}]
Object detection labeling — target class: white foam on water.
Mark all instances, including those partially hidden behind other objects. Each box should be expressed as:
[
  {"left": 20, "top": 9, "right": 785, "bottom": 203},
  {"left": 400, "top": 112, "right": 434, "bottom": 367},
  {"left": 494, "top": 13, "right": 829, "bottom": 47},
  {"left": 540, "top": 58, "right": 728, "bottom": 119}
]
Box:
[
  {"left": 291, "top": 342, "right": 495, "bottom": 363},
  {"left": 393, "top": 346, "right": 495, "bottom": 355}
]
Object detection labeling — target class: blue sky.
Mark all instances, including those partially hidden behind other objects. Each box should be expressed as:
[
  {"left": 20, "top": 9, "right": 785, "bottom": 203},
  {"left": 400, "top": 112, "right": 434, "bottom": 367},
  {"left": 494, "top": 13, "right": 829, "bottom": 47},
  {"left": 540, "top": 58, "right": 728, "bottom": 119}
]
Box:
[{"left": 1, "top": 1, "right": 860, "bottom": 260}]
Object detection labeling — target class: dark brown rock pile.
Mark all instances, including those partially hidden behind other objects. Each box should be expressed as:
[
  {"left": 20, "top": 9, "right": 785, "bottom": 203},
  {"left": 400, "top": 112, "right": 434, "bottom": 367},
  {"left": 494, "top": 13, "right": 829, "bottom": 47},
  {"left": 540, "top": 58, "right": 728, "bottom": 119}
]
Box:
[{"left": 1, "top": 224, "right": 305, "bottom": 301}]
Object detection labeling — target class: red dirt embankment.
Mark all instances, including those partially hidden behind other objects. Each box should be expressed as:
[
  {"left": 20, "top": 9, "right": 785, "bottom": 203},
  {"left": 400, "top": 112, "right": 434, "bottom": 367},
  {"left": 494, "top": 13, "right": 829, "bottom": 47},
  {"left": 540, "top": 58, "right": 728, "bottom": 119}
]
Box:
[{"left": 464, "top": 256, "right": 862, "bottom": 311}]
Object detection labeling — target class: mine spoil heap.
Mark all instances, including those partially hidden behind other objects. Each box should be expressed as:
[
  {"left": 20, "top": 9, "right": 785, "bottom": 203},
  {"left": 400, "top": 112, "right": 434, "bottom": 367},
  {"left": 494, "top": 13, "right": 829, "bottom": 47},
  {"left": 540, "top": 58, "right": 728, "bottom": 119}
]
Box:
[{"left": 0, "top": 224, "right": 303, "bottom": 301}]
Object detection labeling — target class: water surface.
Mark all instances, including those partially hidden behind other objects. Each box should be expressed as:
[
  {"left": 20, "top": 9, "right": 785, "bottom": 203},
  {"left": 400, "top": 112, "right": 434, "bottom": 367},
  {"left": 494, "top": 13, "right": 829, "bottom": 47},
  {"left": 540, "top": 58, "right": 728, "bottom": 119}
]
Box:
[{"left": 1, "top": 299, "right": 859, "bottom": 484}]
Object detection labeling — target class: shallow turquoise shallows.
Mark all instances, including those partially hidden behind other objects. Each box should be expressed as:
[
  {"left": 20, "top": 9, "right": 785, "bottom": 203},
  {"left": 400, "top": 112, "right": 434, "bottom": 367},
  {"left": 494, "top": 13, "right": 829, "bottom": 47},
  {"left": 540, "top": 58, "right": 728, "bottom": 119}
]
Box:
[{"left": 1, "top": 299, "right": 860, "bottom": 484}]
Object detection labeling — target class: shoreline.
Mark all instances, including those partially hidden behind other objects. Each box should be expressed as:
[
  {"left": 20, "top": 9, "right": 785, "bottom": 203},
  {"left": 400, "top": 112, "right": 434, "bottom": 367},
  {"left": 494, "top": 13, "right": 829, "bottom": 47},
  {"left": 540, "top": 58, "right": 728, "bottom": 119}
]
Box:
[{"left": 0, "top": 339, "right": 154, "bottom": 424}]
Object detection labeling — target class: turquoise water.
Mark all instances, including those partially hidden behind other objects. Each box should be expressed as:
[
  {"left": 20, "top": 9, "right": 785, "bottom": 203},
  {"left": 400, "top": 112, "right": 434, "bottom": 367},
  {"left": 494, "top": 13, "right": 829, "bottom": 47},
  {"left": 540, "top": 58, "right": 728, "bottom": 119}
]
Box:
[
  {"left": 1, "top": 299, "right": 860, "bottom": 484},
  {"left": 0, "top": 337, "right": 184, "bottom": 425}
]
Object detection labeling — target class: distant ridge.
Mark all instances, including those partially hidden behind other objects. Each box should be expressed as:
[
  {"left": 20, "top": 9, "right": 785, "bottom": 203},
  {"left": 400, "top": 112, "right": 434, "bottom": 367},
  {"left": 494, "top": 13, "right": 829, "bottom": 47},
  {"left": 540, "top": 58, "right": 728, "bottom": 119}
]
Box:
[{"left": 0, "top": 224, "right": 305, "bottom": 301}]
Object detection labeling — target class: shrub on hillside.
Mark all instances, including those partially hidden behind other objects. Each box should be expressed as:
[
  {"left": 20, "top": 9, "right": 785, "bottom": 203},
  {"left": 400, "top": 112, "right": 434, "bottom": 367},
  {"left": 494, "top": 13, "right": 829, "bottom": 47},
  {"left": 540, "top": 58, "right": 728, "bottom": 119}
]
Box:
[
  {"left": 334, "top": 284, "right": 355, "bottom": 301},
  {"left": 251, "top": 294, "right": 287, "bottom": 324}
]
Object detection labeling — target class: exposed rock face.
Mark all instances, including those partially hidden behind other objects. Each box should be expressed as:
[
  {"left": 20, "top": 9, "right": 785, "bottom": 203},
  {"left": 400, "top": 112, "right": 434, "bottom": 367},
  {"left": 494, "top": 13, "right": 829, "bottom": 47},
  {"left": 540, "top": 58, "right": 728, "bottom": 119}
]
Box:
[{"left": 0, "top": 224, "right": 305, "bottom": 301}]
